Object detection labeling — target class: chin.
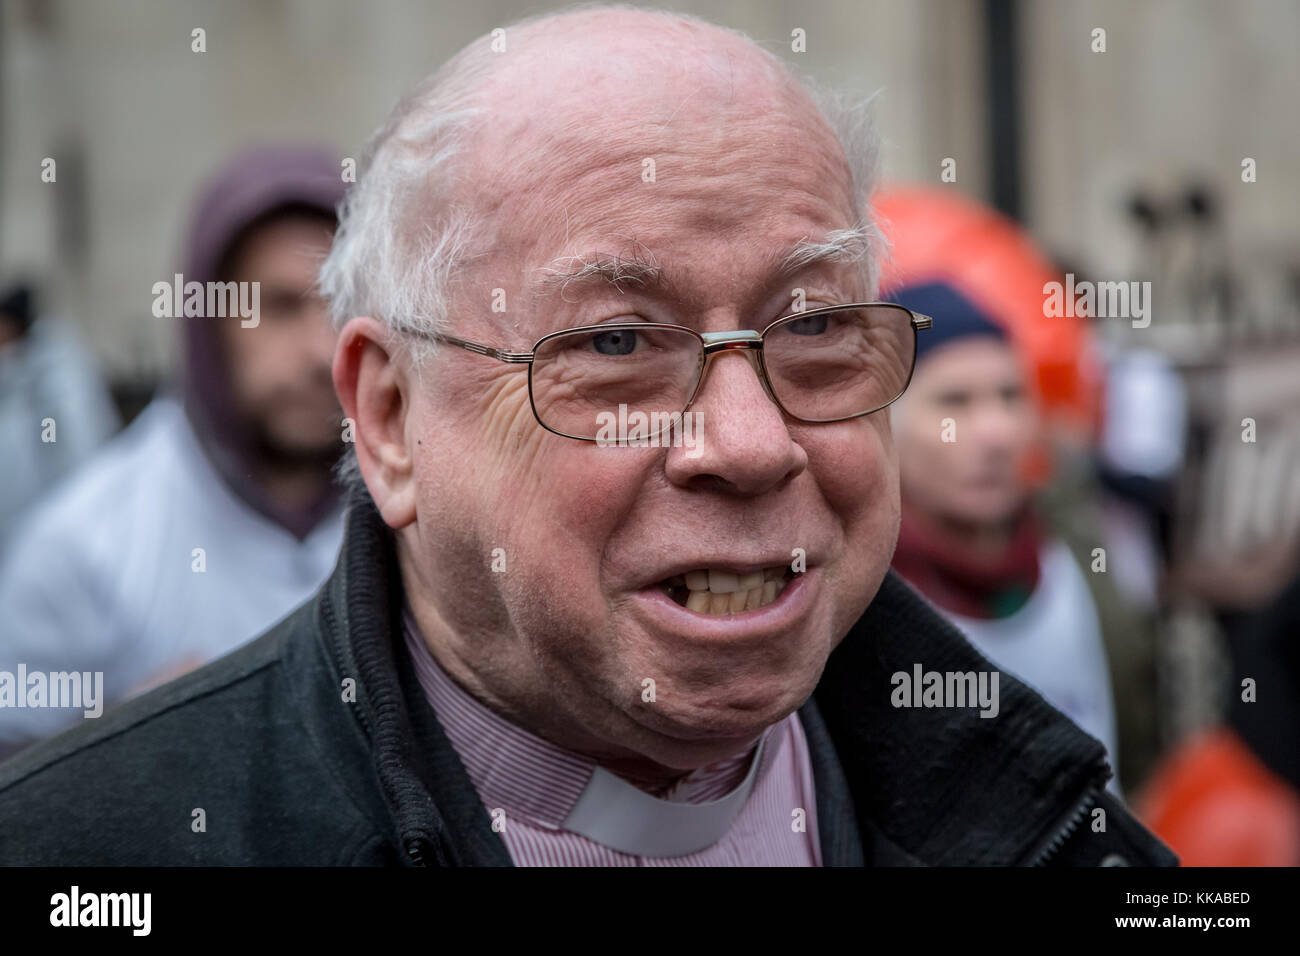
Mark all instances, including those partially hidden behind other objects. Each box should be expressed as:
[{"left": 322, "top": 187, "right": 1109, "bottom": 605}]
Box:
[
  {"left": 633, "top": 714, "right": 788, "bottom": 769},
  {"left": 950, "top": 491, "right": 1013, "bottom": 525},
  {"left": 639, "top": 670, "right": 810, "bottom": 742},
  {"left": 266, "top": 426, "right": 344, "bottom": 460}
]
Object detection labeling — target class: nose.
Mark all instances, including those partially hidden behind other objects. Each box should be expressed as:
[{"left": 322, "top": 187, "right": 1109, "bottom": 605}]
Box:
[
  {"left": 969, "top": 397, "right": 1023, "bottom": 458},
  {"left": 663, "top": 345, "right": 807, "bottom": 496}
]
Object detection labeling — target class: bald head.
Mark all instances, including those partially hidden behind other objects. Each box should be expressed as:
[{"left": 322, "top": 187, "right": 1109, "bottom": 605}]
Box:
[
  {"left": 461, "top": 10, "right": 858, "bottom": 320},
  {"left": 321, "top": 5, "right": 880, "bottom": 344},
  {"left": 462, "top": 7, "right": 847, "bottom": 193}
]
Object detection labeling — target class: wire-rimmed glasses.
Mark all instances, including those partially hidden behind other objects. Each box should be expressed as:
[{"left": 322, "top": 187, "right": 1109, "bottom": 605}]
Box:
[{"left": 408, "top": 302, "right": 932, "bottom": 442}]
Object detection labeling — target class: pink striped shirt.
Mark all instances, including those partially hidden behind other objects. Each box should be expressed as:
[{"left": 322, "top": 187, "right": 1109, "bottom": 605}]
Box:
[{"left": 403, "top": 617, "right": 822, "bottom": 866}]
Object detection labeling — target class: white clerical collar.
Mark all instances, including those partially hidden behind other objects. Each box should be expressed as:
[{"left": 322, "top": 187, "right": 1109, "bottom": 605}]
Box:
[{"left": 561, "top": 731, "right": 770, "bottom": 857}]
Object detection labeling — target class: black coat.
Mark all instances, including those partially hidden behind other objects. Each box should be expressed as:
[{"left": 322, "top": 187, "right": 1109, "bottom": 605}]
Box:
[{"left": 0, "top": 491, "right": 1177, "bottom": 866}]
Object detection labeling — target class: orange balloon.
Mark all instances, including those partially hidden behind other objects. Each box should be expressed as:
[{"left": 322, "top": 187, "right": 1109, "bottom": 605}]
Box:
[{"left": 873, "top": 186, "right": 1105, "bottom": 448}]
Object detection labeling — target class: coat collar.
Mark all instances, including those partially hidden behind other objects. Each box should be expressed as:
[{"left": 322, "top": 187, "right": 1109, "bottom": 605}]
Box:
[
  {"left": 317, "top": 489, "right": 1108, "bottom": 866},
  {"left": 810, "top": 569, "right": 1110, "bottom": 864}
]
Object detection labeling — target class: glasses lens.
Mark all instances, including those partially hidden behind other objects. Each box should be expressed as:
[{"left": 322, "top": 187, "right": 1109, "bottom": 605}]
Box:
[
  {"left": 762, "top": 304, "right": 916, "bottom": 421},
  {"left": 531, "top": 325, "right": 702, "bottom": 439}
]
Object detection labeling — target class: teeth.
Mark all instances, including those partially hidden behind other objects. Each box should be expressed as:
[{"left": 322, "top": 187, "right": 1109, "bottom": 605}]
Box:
[
  {"left": 707, "top": 570, "right": 740, "bottom": 593},
  {"left": 667, "top": 564, "right": 797, "bottom": 615}
]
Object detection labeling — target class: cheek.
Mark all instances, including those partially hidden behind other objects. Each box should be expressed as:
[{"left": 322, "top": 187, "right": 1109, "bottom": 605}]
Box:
[
  {"left": 219, "top": 328, "right": 264, "bottom": 402},
  {"left": 224, "top": 327, "right": 295, "bottom": 395},
  {"left": 805, "top": 414, "right": 898, "bottom": 529},
  {"left": 896, "top": 414, "right": 951, "bottom": 491},
  {"left": 800, "top": 415, "right": 900, "bottom": 635},
  {"left": 417, "top": 368, "right": 651, "bottom": 603},
  {"left": 1011, "top": 406, "right": 1040, "bottom": 456},
  {"left": 451, "top": 370, "right": 640, "bottom": 530},
  {"left": 415, "top": 370, "right": 537, "bottom": 533}
]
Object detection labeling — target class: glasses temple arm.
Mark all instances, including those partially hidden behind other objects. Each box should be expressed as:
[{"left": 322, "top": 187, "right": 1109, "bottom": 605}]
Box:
[{"left": 419, "top": 329, "right": 533, "bottom": 364}]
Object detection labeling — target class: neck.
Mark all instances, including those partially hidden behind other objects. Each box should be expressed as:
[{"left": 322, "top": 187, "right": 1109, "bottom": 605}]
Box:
[{"left": 596, "top": 756, "right": 698, "bottom": 792}]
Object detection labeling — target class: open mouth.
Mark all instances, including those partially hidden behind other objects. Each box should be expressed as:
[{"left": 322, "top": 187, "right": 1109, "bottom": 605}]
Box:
[{"left": 658, "top": 567, "right": 797, "bottom": 615}]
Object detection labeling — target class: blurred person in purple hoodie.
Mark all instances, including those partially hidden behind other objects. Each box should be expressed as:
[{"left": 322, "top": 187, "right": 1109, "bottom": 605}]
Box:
[{"left": 0, "top": 146, "right": 348, "bottom": 759}]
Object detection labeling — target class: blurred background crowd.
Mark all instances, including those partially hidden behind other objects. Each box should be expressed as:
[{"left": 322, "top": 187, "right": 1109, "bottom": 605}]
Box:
[{"left": 1, "top": 0, "right": 1297, "bottom": 865}]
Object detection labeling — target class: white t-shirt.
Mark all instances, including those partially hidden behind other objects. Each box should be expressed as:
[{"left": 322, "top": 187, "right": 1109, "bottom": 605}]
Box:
[
  {"left": 941, "top": 539, "right": 1122, "bottom": 794},
  {"left": 0, "top": 397, "right": 344, "bottom": 748}
]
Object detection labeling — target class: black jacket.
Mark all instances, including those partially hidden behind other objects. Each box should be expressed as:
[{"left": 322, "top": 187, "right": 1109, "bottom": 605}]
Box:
[{"left": 0, "top": 491, "right": 1177, "bottom": 866}]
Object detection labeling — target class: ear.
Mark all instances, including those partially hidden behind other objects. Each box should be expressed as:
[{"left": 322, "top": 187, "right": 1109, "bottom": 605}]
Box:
[{"left": 332, "top": 317, "right": 417, "bottom": 529}]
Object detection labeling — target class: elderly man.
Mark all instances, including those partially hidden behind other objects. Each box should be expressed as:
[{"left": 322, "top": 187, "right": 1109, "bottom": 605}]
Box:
[{"left": 0, "top": 8, "right": 1174, "bottom": 866}]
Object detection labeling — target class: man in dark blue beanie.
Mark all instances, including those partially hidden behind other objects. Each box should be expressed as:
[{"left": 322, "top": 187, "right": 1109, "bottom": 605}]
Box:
[{"left": 886, "top": 280, "right": 1122, "bottom": 792}]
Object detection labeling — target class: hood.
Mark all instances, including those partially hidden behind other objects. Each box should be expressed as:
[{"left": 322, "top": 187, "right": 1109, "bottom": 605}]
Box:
[{"left": 177, "top": 145, "right": 348, "bottom": 538}]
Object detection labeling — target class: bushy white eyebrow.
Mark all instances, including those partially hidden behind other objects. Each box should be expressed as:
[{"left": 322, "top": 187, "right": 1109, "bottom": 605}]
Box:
[
  {"left": 535, "top": 250, "right": 663, "bottom": 299},
  {"left": 776, "top": 226, "right": 874, "bottom": 276}
]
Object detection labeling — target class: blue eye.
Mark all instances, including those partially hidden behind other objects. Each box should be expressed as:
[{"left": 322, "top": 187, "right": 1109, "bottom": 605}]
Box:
[
  {"left": 785, "top": 314, "right": 829, "bottom": 336},
  {"left": 591, "top": 329, "right": 639, "bottom": 355}
]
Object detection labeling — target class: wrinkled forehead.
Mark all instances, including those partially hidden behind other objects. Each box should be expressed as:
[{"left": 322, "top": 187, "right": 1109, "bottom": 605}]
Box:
[{"left": 455, "top": 43, "right": 859, "bottom": 318}]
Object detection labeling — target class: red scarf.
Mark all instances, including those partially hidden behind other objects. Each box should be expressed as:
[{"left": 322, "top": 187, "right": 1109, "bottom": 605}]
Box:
[{"left": 892, "top": 503, "right": 1043, "bottom": 619}]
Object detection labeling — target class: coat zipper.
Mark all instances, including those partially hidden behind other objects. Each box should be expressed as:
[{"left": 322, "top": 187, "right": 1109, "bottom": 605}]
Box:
[
  {"left": 406, "top": 839, "right": 427, "bottom": 867},
  {"left": 1025, "top": 779, "right": 1104, "bottom": 866}
]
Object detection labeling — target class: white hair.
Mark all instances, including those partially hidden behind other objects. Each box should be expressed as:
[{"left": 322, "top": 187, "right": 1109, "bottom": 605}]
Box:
[
  {"left": 321, "top": 4, "right": 885, "bottom": 491},
  {"left": 318, "top": 65, "right": 488, "bottom": 346}
]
